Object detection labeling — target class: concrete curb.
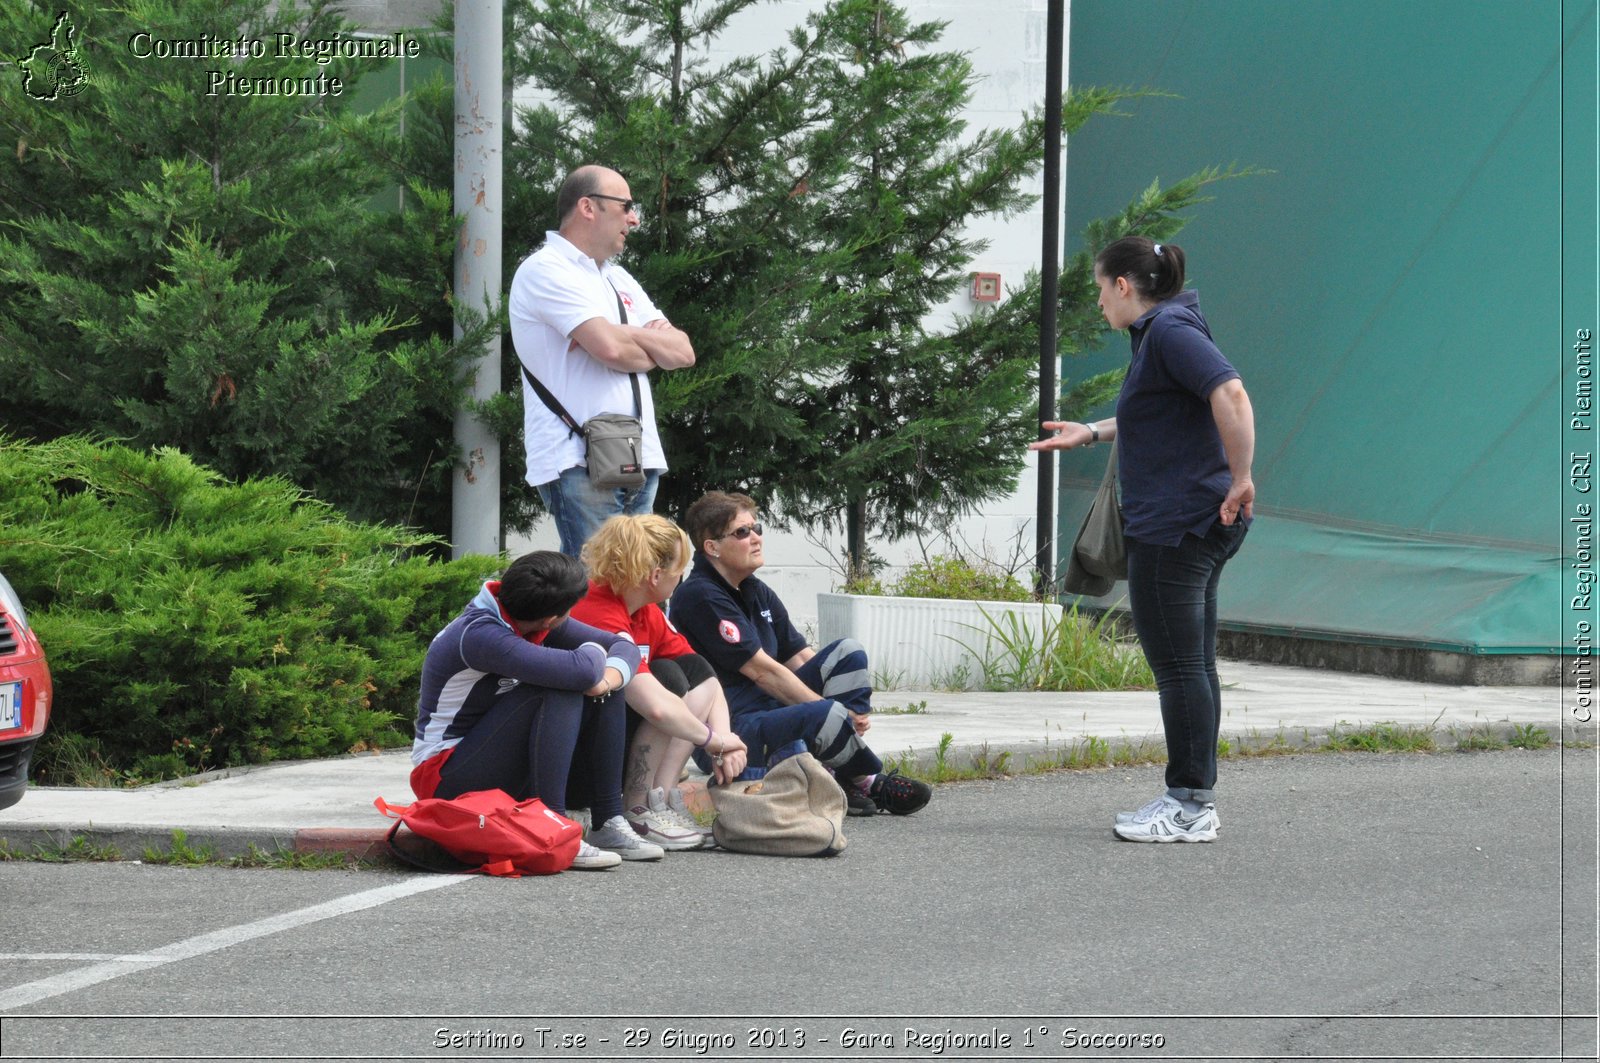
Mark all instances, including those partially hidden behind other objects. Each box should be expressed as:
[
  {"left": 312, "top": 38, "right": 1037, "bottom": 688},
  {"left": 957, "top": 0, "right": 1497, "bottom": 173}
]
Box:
[
  {"left": 877, "top": 717, "right": 1569, "bottom": 777},
  {"left": 0, "top": 823, "right": 302, "bottom": 862},
  {"left": 0, "top": 786, "right": 723, "bottom": 866},
  {"left": 1, "top": 721, "right": 1568, "bottom": 866}
]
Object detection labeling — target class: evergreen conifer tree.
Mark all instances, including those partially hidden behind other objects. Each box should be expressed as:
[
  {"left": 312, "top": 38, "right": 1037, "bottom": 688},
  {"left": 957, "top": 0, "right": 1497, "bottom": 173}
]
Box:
[
  {"left": 507, "top": 0, "right": 1245, "bottom": 577},
  {"left": 0, "top": 0, "right": 477, "bottom": 537}
]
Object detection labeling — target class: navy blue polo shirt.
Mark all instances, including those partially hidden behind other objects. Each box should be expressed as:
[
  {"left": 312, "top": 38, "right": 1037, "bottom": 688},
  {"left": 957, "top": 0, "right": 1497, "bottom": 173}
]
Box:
[
  {"left": 1116, "top": 289, "right": 1244, "bottom": 547},
  {"left": 669, "top": 553, "right": 809, "bottom": 714}
]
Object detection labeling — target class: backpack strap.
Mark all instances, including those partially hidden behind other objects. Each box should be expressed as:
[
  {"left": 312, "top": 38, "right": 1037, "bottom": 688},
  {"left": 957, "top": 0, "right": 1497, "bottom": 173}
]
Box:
[
  {"left": 383, "top": 819, "right": 479, "bottom": 874},
  {"left": 605, "top": 278, "right": 643, "bottom": 418}
]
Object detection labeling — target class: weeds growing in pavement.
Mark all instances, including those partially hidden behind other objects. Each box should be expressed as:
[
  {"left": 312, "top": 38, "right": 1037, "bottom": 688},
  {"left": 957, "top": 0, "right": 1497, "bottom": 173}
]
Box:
[
  {"left": 877, "top": 700, "right": 929, "bottom": 716},
  {"left": 871, "top": 665, "right": 908, "bottom": 690},
  {"left": 929, "top": 661, "right": 974, "bottom": 691},
  {"left": 1323, "top": 722, "right": 1437, "bottom": 753},
  {"left": 228, "top": 844, "right": 358, "bottom": 870},
  {"left": 1453, "top": 725, "right": 1505, "bottom": 751},
  {"left": 952, "top": 603, "right": 1154, "bottom": 693},
  {"left": 1510, "top": 723, "right": 1552, "bottom": 749},
  {"left": 2, "top": 830, "right": 344, "bottom": 867},
  {"left": 0, "top": 835, "right": 123, "bottom": 862},
  {"left": 142, "top": 830, "right": 217, "bottom": 866},
  {"left": 876, "top": 713, "right": 1560, "bottom": 788},
  {"left": 1230, "top": 725, "right": 1305, "bottom": 757}
]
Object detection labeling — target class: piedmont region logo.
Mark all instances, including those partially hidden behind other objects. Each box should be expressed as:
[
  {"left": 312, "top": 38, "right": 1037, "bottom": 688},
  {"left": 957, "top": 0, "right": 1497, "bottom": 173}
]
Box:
[{"left": 19, "top": 11, "right": 90, "bottom": 100}]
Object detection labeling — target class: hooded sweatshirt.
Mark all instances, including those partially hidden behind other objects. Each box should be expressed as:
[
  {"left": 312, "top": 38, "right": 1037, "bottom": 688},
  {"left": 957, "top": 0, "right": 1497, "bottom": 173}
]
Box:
[{"left": 411, "top": 580, "right": 640, "bottom": 766}]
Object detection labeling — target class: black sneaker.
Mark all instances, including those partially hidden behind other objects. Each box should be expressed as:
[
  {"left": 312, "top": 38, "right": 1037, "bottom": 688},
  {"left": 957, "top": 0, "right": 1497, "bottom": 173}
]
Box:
[
  {"left": 869, "top": 769, "right": 931, "bottom": 816},
  {"left": 845, "top": 786, "right": 878, "bottom": 817}
]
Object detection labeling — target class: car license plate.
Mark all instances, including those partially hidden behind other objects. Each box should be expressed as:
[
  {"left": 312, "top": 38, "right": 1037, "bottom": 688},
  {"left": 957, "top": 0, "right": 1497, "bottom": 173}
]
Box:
[{"left": 0, "top": 682, "right": 20, "bottom": 735}]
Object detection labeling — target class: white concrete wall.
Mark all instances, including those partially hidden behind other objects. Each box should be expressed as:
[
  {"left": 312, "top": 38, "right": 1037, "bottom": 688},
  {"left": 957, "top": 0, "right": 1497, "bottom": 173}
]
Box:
[{"left": 508, "top": 0, "right": 1067, "bottom": 636}]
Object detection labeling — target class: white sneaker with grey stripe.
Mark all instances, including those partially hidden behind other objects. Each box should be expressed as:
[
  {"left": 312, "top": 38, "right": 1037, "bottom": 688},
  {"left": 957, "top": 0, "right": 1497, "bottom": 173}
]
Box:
[
  {"left": 1116, "top": 794, "right": 1221, "bottom": 833},
  {"left": 1113, "top": 795, "right": 1219, "bottom": 843}
]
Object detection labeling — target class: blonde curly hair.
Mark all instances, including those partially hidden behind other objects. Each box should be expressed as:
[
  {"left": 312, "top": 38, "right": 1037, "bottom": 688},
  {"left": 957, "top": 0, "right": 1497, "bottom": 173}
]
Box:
[{"left": 581, "top": 514, "right": 691, "bottom": 594}]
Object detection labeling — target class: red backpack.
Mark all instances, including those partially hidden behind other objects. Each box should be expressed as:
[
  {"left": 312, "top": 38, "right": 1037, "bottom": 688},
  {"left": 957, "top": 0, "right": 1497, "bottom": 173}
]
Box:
[{"left": 374, "top": 789, "right": 582, "bottom": 877}]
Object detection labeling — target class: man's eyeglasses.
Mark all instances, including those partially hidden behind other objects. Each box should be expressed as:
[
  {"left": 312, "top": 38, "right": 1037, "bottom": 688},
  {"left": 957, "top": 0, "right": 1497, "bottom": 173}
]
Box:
[
  {"left": 717, "top": 522, "right": 763, "bottom": 541},
  {"left": 587, "top": 193, "right": 641, "bottom": 216}
]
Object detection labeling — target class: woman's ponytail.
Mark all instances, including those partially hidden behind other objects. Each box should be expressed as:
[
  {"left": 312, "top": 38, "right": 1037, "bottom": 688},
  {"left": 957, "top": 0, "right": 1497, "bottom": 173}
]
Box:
[{"left": 1095, "top": 235, "right": 1186, "bottom": 302}]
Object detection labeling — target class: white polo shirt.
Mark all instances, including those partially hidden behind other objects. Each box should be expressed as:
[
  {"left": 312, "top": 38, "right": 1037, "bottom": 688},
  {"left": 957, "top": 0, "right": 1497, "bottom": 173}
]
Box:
[{"left": 508, "top": 231, "right": 668, "bottom": 486}]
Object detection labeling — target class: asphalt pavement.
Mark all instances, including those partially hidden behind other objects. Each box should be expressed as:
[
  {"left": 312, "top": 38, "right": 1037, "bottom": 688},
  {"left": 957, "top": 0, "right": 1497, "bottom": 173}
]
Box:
[
  {"left": 2, "top": 749, "right": 1595, "bottom": 1061},
  {"left": 0, "top": 660, "right": 1575, "bottom": 862}
]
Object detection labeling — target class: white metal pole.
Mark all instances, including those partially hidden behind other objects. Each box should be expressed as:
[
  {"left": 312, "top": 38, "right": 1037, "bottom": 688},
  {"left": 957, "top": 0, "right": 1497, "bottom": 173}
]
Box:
[{"left": 451, "top": 0, "right": 503, "bottom": 558}]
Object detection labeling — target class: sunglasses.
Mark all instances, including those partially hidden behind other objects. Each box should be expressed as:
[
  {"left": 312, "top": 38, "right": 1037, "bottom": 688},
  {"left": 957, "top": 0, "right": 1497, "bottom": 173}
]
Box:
[
  {"left": 716, "top": 522, "right": 763, "bottom": 541},
  {"left": 587, "top": 193, "right": 641, "bottom": 215}
]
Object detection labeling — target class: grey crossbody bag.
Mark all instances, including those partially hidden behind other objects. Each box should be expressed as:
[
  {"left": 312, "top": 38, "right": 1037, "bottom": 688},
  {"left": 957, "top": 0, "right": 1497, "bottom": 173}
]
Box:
[{"left": 520, "top": 282, "right": 646, "bottom": 490}]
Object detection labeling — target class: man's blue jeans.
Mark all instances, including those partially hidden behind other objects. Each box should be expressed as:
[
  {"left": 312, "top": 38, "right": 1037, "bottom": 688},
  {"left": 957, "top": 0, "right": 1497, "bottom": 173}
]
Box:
[
  {"left": 1125, "top": 520, "right": 1248, "bottom": 805},
  {"left": 536, "top": 466, "right": 661, "bottom": 558}
]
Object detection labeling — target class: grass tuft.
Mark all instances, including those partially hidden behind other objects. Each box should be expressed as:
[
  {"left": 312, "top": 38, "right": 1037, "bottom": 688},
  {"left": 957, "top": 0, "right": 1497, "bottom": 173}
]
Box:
[
  {"left": 1509, "top": 723, "right": 1551, "bottom": 750},
  {"left": 950, "top": 603, "right": 1153, "bottom": 693},
  {"left": 1322, "top": 721, "right": 1436, "bottom": 753},
  {"left": 1453, "top": 725, "right": 1505, "bottom": 751}
]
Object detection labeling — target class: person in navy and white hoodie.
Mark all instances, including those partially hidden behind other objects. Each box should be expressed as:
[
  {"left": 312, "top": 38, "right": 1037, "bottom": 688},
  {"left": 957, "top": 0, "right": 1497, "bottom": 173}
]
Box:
[{"left": 410, "top": 550, "right": 659, "bottom": 870}]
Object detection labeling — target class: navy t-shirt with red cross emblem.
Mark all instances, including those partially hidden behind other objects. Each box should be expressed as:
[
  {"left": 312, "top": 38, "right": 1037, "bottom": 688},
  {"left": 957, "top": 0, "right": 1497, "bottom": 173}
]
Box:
[{"left": 669, "top": 552, "right": 808, "bottom": 715}]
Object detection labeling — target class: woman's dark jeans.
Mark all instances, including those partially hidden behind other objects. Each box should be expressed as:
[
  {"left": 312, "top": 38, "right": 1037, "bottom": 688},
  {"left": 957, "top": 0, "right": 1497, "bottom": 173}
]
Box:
[{"left": 1125, "top": 520, "right": 1248, "bottom": 804}]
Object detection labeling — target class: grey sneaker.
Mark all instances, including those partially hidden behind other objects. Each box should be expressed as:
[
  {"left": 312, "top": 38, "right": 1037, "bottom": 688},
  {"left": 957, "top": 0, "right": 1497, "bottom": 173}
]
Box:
[
  {"left": 588, "top": 815, "right": 666, "bottom": 860},
  {"left": 666, "top": 787, "right": 715, "bottom": 843},
  {"left": 1113, "top": 795, "right": 1218, "bottom": 843},
  {"left": 1116, "top": 794, "right": 1221, "bottom": 832},
  {"left": 570, "top": 839, "right": 622, "bottom": 870}
]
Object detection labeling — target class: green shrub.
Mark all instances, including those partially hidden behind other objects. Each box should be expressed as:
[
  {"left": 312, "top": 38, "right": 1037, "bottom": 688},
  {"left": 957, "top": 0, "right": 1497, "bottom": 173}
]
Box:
[
  {"left": 0, "top": 436, "right": 502, "bottom": 782},
  {"left": 850, "top": 554, "right": 1035, "bottom": 602}
]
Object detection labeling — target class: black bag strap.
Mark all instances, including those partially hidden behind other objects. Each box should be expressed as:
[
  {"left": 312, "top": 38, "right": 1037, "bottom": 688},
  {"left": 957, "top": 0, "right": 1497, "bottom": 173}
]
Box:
[
  {"left": 606, "top": 279, "right": 643, "bottom": 419},
  {"left": 610, "top": 278, "right": 627, "bottom": 324},
  {"left": 519, "top": 276, "right": 642, "bottom": 433},
  {"left": 383, "top": 819, "right": 477, "bottom": 875}
]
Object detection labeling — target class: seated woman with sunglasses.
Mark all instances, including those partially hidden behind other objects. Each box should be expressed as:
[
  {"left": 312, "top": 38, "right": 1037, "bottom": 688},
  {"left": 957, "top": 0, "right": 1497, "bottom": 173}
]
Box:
[
  {"left": 670, "top": 491, "right": 932, "bottom": 817},
  {"left": 569, "top": 514, "right": 748, "bottom": 850}
]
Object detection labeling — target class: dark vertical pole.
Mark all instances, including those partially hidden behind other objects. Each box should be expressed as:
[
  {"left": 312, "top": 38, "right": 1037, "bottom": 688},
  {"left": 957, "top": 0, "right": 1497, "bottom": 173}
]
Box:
[{"left": 1035, "top": 0, "right": 1065, "bottom": 597}]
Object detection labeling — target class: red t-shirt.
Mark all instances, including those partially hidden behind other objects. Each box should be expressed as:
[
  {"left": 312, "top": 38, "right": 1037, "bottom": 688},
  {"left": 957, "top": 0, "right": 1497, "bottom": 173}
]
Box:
[{"left": 569, "top": 580, "right": 692, "bottom": 672}]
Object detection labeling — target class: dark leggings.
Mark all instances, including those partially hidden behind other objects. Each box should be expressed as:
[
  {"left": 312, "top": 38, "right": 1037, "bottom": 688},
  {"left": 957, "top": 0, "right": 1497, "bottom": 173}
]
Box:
[
  {"left": 436, "top": 683, "right": 627, "bottom": 823},
  {"left": 1125, "top": 520, "right": 1248, "bottom": 804},
  {"left": 649, "top": 654, "right": 715, "bottom": 698}
]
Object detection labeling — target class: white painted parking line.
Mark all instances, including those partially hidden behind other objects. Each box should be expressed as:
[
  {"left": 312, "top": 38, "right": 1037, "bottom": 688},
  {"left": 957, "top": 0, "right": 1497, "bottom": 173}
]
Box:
[
  {"left": 0, "top": 874, "right": 474, "bottom": 1011},
  {"left": 0, "top": 954, "right": 167, "bottom": 963}
]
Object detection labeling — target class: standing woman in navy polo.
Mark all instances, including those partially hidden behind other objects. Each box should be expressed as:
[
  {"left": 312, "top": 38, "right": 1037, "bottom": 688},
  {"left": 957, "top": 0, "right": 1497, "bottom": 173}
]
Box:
[{"left": 1032, "top": 235, "right": 1256, "bottom": 842}]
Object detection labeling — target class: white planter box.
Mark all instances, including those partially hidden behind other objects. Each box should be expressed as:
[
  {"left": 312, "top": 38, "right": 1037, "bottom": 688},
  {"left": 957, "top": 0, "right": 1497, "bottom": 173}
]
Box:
[{"left": 816, "top": 592, "right": 1064, "bottom": 690}]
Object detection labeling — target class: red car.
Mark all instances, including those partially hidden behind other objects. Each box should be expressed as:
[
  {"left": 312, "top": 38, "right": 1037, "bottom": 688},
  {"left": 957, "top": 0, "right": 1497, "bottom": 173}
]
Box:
[{"left": 0, "top": 571, "right": 52, "bottom": 811}]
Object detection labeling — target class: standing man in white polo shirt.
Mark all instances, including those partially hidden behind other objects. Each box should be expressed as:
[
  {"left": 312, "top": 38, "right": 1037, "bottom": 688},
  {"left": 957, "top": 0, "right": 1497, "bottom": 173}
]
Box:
[{"left": 509, "top": 165, "right": 696, "bottom": 556}]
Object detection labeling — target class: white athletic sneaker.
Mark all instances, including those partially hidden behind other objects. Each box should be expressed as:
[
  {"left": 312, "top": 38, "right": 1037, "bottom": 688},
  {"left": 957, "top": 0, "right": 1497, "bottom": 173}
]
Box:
[
  {"left": 667, "top": 787, "right": 716, "bottom": 846},
  {"left": 587, "top": 815, "right": 666, "bottom": 860},
  {"left": 1113, "top": 795, "right": 1219, "bottom": 843},
  {"left": 1116, "top": 794, "right": 1221, "bottom": 832},
  {"left": 569, "top": 840, "right": 622, "bottom": 870},
  {"left": 626, "top": 787, "right": 705, "bottom": 851}
]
